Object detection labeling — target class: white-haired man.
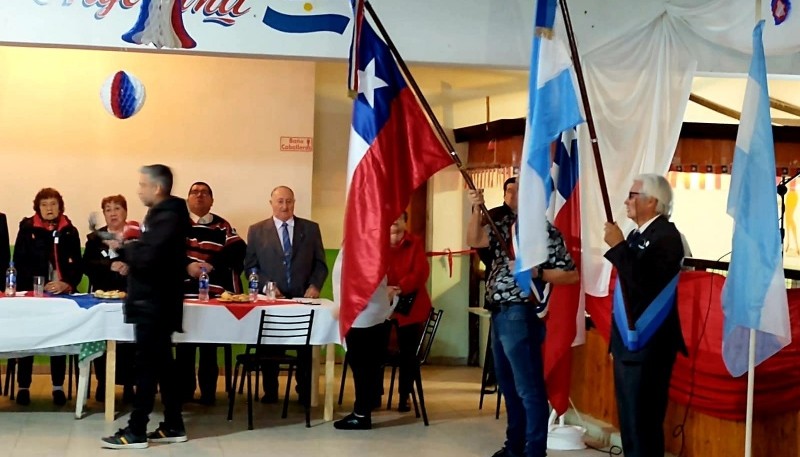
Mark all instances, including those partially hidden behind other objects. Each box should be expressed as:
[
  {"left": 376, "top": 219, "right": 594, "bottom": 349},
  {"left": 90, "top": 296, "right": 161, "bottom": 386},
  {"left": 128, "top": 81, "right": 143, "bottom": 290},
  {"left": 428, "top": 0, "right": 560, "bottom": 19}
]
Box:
[{"left": 603, "top": 173, "right": 688, "bottom": 457}]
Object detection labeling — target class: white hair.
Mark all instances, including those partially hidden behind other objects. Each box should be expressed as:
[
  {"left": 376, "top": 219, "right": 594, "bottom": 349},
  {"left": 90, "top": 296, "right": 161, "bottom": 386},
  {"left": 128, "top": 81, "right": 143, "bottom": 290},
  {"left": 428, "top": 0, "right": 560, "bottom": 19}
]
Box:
[{"left": 636, "top": 173, "right": 673, "bottom": 218}]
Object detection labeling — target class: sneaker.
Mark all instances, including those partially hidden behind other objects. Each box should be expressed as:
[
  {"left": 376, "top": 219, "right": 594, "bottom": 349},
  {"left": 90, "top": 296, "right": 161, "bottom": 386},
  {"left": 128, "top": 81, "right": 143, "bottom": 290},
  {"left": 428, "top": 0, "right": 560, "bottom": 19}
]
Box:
[
  {"left": 333, "top": 412, "right": 372, "bottom": 430},
  {"left": 52, "top": 390, "right": 67, "bottom": 406},
  {"left": 101, "top": 428, "right": 148, "bottom": 449},
  {"left": 147, "top": 423, "right": 188, "bottom": 444}
]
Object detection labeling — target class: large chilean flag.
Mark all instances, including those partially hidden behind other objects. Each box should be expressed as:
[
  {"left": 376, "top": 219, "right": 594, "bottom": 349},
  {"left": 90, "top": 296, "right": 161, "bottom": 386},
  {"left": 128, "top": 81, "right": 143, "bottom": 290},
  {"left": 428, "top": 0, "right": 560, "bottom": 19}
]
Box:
[
  {"left": 336, "top": 9, "right": 452, "bottom": 337},
  {"left": 543, "top": 128, "right": 583, "bottom": 416}
]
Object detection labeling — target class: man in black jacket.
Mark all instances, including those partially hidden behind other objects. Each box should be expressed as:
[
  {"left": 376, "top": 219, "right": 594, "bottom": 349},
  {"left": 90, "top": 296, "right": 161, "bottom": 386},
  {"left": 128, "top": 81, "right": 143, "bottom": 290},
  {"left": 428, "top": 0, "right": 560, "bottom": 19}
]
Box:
[
  {"left": 603, "top": 174, "right": 687, "bottom": 457},
  {"left": 102, "top": 165, "right": 191, "bottom": 449},
  {"left": 0, "top": 212, "right": 8, "bottom": 279}
]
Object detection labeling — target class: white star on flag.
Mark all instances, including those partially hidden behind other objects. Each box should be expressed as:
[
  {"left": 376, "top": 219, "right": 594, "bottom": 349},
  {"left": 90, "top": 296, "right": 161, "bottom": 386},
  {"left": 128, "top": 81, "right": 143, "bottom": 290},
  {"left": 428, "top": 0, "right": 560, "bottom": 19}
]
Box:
[{"left": 357, "top": 58, "right": 388, "bottom": 108}]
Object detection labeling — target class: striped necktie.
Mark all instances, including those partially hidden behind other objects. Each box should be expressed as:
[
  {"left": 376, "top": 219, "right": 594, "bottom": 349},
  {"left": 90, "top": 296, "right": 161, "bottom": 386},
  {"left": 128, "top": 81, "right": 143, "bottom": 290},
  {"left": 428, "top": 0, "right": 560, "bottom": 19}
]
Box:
[{"left": 281, "top": 222, "right": 292, "bottom": 288}]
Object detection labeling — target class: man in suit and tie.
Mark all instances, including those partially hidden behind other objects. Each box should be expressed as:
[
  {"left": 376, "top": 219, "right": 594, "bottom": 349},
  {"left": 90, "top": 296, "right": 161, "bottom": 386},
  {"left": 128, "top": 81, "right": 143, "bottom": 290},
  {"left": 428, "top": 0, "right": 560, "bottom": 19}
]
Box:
[
  {"left": 0, "top": 212, "right": 9, "bottom": 278},
  {"left": 244, "top": 185, "right": 328, "bottom": 402},
  {"left": 603, "top": 174, "right": 687, "bottom": 457}
]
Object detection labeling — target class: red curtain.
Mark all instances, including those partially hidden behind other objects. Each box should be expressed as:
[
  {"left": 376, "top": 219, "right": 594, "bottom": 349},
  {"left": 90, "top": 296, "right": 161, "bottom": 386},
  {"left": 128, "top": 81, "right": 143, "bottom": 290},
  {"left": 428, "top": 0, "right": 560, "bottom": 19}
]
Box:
[{"left": 584, "top": 270, "right": 800, "bottom": 420}]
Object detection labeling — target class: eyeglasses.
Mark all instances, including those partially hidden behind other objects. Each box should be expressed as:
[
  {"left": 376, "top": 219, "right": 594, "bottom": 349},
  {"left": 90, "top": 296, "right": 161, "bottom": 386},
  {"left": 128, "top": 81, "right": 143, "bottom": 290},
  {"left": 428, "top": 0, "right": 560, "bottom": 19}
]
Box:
[
  {"left": 627, "top": 192, "right": 641, "bottom": 200},
  {"left": 189, "top": 190, "right": 211, "bottom": 197}
]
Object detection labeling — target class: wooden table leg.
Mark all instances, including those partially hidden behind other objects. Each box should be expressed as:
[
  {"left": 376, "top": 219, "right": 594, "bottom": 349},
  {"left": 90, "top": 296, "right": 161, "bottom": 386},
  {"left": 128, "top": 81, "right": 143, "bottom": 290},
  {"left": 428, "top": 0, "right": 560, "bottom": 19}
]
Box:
[
  {"left": 104, "top": 340, "right": 116, "bottom": 422},
  {"left": 324, "top": 343, "right": 335, "bottom": 422},
  {"left": 311, "top": 346, "right": 320, "bottom": 408}
]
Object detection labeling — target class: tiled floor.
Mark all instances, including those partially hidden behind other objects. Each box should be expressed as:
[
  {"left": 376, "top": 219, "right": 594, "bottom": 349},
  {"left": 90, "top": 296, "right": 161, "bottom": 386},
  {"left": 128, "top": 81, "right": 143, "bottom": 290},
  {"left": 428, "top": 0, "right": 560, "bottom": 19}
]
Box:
[{"left": 0, "top": 366, "right": 620, "bottom": 457}]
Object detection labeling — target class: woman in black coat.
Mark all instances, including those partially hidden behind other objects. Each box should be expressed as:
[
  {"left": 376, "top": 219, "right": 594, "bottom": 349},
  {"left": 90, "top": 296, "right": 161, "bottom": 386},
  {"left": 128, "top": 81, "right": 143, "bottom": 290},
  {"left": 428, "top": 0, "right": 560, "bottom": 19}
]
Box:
[
  {"left": 12, "top": 188, "right": 82, "bottom": 406},
  {"left": 83, "top": 194, "right": 138, "bottom": 403}
]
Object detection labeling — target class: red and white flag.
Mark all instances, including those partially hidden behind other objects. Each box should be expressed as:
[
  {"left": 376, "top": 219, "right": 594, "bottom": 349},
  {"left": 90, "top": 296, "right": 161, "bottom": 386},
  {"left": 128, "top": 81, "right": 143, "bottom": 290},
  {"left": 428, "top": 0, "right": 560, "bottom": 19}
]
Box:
[
  {"left": 336, "top": 13, "right": 452, "bottom": 337},
  {"left": 543, "top": 128, "right": 584, "bottom": 416}
]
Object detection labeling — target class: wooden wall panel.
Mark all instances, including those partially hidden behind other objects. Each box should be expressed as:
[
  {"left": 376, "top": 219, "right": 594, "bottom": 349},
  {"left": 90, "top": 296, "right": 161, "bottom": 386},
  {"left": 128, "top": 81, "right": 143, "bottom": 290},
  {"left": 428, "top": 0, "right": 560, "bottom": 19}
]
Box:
[{"left": 572, "top": 326, "right": 800, "bottom": 457}]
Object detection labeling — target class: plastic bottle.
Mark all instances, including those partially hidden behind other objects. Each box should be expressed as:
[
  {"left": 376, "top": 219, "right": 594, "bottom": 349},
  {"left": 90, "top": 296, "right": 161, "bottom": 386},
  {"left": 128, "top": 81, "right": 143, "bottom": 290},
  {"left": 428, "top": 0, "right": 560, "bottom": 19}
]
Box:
[
  {"left": 198, "top": 267, "right": 210, "bottom": 302},
  {"left": 248, "top": 269, "right": 259, "bottom": 302},
  {"left": 5, "top": 261, "right": 17, "bottom": 296}
]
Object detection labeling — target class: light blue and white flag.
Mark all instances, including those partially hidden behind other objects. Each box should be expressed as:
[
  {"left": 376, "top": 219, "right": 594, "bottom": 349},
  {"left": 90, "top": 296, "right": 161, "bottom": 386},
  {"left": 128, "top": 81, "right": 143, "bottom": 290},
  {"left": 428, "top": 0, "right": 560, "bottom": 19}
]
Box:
[
  {"left": 514, "top": 0, "right": 583, "bottom": 293},
  {"left": 721, "top": 20, "right": 791, "bottom": 377}
]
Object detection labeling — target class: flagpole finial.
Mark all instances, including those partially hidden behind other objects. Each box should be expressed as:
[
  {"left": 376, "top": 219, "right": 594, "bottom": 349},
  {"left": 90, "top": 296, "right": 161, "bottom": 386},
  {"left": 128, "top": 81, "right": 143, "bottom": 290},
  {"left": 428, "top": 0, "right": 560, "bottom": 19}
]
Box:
[{"left": 534, "top": 27, "right": 555, "bottom": 40}]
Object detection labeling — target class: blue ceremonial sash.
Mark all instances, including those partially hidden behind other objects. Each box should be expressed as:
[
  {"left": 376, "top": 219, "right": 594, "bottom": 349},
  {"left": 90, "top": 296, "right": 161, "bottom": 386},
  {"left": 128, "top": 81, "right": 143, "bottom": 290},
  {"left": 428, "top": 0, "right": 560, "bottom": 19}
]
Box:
[{"left": 613, "top": 274, "right": 679, "bottom": 351}]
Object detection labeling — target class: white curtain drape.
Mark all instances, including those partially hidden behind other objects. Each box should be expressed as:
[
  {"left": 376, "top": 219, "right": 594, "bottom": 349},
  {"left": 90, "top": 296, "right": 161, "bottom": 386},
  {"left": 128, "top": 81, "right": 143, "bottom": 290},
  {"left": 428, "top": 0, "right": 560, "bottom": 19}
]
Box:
[{"left": 573, "top": 0, "right": 799, "bottom": 296}]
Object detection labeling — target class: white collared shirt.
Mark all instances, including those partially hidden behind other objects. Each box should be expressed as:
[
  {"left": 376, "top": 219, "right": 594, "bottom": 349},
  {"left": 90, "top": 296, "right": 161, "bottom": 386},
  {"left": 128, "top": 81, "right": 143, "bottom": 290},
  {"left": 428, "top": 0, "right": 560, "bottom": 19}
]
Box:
[
  {"left": 636, "top": 215, "right": 661, "bottom": 234},
  {"left": 191, "top": 212, "right": 213, "bottom": 225},
  {"left": 273, "top": 216, "right": 295, "bottom": 250}
]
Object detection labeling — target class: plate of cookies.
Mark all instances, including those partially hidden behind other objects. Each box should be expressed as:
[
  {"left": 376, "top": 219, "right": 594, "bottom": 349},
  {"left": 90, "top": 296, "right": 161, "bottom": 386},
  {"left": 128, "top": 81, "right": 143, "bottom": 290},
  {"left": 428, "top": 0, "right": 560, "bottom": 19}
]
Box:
[
  {"left": 93, "top": 290, "right": 127, "bottom": 300},
  {"left": 218, "top": 291, "right": 251, "bottom": 303}
]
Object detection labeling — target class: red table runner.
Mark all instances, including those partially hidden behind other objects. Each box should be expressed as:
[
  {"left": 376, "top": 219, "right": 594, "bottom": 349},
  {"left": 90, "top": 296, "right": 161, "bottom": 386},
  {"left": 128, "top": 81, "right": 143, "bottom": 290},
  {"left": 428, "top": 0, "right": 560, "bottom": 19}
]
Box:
[{"left": 193, "top": 298, "right": 299, "bottom": 320}]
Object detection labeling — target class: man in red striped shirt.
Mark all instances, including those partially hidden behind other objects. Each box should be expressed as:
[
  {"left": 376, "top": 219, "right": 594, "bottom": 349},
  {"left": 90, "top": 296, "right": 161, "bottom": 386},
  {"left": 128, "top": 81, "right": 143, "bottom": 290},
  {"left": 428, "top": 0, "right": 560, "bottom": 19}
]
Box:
[{"left": 176, "top": 182, "right": 246, "bottom": 405}]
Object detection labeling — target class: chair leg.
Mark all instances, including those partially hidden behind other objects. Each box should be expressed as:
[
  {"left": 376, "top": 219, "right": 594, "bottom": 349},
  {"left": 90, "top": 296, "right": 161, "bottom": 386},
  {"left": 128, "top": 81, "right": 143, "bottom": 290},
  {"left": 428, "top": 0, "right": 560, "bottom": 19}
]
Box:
[
  {"left": 495, "top": 389, "right": 502, "bottom": 420},
  {"left": 67, "top": 355, "right": 74, "bottom": 400},
  {"left": 223, "top": 345, "right": 233, "bottom": 394},
  {"left": 413, "top": 365, "right": 429, "bottom": 426},
  {"left": 227, "top": 367, "right": 236, "bottom": 421},
  {"left": 246, "top": 368, "right": 254, "bottom": 431},
  {"left": 386, "top": 365, "right": 398, "bottom": 410},
  {"left": 75, "top": 360, "right": 91, "bottom": 419},
  {"left": 282, "top": 365, "right": 293, "bottom": 419},
  {"left": 337, "top": 353, "right": 348, "bottom": 406},
  {"left": 237, "top": 362, "right": 246, "bottom": 394},
  {"left": 8, "top": 359, "right": 16, "bottom": 399}
]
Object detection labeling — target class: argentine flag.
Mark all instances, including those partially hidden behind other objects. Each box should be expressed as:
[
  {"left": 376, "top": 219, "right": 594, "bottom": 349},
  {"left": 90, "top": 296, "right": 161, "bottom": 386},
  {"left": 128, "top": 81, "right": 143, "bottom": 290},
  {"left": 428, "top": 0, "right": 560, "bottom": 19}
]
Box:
[
  {"left": 721, "top": 20, "right": 791, "bottom": 377},
  {"left": 514, "top": 0, "right": 583, "bottom": 293},
  {"left": 263, "top": 0, "right": 351, "bottom": 34}
]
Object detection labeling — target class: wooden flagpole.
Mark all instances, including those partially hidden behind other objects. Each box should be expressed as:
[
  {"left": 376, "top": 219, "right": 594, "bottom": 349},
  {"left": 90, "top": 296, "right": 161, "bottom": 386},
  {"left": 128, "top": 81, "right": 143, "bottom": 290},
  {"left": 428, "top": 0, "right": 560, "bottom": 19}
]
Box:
[
  {"left": 363, "top": 1, "right": 515, "bottom": 259},
  {"left": 558, "top": 0, "right": 637, "bottom": 330},
  {"left": 558, "top": 0, "right": 613, "bottom": 222},
  {"left": 744, "top": 3, "right": 761, "bottom": 456}
]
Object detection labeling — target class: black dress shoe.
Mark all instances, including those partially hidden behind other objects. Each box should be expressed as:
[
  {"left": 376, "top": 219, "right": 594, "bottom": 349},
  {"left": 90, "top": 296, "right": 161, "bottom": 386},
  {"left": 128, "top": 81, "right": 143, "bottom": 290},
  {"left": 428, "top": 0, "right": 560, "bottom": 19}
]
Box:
[
  {"left": 397, "top": 398, "right": 411, "bottom": 413},
  {"left": 122, "top": 385, "right": 136, "bottom": 404},
  {"left": 260, "top": 393, "right": 279, "bottom": 404},
  {"left": 16, "top": 389, "right": 31, "bottom": 406},
  {"left": 53, "top": 390, "right": 67, "bottom": 406},
  {"left": 333, "top": 412, "right": 372, "bottom": 430},
  {"left": 198, "top": 395, "right": 216, "bottom": 406}
]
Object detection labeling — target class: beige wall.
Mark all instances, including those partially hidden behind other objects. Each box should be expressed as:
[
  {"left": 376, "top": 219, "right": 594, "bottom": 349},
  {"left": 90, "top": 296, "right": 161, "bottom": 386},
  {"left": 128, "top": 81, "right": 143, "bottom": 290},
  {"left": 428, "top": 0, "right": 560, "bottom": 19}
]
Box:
[{"left": 0, "top": 46, "right": 315, "bottom": 243}]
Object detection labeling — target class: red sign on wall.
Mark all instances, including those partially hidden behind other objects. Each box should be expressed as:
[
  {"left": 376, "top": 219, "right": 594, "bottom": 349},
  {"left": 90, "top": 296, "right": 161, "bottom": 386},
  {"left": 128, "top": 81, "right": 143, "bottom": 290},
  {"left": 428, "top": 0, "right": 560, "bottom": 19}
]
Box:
[{"left": 280, "top": 136, "right": 313, "bottom": 152}]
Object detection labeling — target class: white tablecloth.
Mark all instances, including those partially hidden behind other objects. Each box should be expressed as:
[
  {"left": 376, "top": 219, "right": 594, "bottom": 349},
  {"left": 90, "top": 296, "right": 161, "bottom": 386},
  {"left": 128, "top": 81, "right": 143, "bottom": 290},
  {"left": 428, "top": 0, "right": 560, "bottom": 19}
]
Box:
[{"left": 0, "top": 296, "right": 340, "bottom": 351}]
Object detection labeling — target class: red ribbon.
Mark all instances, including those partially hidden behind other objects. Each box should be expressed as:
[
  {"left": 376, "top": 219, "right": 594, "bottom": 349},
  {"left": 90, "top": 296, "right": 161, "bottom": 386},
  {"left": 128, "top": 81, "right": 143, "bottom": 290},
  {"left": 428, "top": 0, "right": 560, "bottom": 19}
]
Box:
[{"left": 426, "top": 248, "right": 476, "bottom": 277}]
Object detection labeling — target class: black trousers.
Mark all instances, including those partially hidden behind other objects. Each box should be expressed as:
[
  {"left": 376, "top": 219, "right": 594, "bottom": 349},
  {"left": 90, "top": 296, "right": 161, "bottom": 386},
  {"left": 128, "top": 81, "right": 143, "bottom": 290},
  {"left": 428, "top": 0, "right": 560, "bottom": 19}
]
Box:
[
  {"left": 613, "top": 350, "right": 677, "bottom": 457},
  {"left": 396, "top": 323, "right": 423, "bottom": 398},
  {"left": 259, "top": 348, "right": 309, "bottom": 398},
  {"left": 347, "top": 321, "right": 390, "bottom": 417},
  {"left": 94, "top": 343, "right": 136, "bottom": 388},
  {"left": 128, "top": 323, "right": 183, "bottom": 436},
  {"left": 17, "top": 355, "right": 66, "bottom": 389},
  {"left": 175, "top": 343, "right": 220, "bottom": 401}
]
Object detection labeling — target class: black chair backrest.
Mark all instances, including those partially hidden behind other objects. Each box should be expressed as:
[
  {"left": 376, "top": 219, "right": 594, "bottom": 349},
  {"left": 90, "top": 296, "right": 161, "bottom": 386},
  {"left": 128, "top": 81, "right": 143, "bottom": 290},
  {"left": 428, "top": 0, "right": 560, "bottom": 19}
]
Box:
[
  {"left": 257, "top": 309, "right": 315, "bottom": 346},
  {"left": 416, "top": 308, "right": 443, "bottom": 365}
]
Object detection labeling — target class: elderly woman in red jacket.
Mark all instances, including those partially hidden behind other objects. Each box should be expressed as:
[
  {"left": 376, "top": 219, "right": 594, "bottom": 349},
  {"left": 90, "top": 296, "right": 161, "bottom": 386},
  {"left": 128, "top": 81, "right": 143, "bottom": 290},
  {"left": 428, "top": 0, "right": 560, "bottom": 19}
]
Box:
[{"left": 387, "top": 211, "right": 432, "bottom": 413}]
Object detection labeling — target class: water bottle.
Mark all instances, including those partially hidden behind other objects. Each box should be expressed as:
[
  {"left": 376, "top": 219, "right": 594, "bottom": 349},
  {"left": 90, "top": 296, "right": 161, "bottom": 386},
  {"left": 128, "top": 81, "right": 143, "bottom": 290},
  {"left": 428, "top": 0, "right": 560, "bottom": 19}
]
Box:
[
  {"left": 198, "top": 267, "right": 210, "bottom": 302},
  {"left": 5, "top": 261, "right": 16, "bottom": 296},
  {"left": 248, "top": 269, "right": 259, "bottom": 302}
]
